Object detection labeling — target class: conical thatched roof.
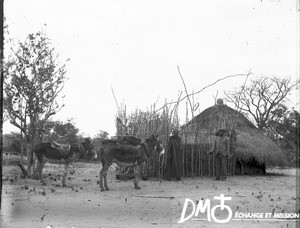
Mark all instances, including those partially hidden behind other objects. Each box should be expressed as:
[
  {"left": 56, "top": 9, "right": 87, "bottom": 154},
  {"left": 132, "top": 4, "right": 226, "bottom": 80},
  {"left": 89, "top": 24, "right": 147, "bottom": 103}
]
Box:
[{"left": 182, "top": 99, "right": 286, "bottom": 166}]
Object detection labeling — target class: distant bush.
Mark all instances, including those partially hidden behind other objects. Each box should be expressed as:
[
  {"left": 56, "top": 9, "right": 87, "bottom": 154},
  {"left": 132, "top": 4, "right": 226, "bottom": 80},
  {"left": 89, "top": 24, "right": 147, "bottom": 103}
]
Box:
[
  {"left": 3, "top": 133, "right": 22, "bottom": 154},
  {"left": 2, "top": 154, "right": 28, "bottom": 166}
]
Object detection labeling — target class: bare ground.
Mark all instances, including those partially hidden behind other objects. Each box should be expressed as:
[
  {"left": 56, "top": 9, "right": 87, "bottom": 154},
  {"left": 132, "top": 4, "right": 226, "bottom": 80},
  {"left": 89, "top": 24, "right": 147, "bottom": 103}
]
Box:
[{"left": 1, "top": 160, "right": 299, "bottom": 228}]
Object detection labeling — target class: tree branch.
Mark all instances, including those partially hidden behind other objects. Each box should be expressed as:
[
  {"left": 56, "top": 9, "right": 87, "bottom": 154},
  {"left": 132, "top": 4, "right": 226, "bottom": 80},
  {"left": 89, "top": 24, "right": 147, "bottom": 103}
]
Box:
[
  {"left": 152, "top": 71, "right": 252, "bottom": 116},
  {"left": 177, "top": 65, "right": 195, "bottom": 118}
]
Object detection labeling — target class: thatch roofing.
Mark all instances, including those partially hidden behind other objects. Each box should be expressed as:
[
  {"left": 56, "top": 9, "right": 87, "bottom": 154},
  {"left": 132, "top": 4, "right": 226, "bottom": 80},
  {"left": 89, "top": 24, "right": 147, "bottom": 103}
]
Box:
[{"left": 181, "top": 100, "right": 286, "bottom": 166}]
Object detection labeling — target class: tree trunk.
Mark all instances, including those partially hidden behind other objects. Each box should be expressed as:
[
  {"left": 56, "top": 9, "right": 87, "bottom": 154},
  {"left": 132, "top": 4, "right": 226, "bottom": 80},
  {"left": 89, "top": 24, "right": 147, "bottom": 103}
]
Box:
[
  {"left": 26, "top": 142, "right": 35, "bottom": 178},
  {"left": 17, "top": 162, "right": 28, "bottom": 178}
]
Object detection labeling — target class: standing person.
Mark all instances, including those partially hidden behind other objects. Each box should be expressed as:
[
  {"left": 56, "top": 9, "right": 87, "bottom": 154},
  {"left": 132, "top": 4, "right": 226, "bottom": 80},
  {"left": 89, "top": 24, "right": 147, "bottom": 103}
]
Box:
[
  {"left": 164, "top": 129, "right": 183, "bottom": 181},
  {"left": 208, "top": 129, "right": 230, "bottom": 180}
]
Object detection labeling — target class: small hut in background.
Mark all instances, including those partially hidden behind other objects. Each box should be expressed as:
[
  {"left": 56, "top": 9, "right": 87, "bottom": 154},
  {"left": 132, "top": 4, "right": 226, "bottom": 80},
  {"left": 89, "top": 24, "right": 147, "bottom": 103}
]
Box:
[{"left": 181, "top": 99, "right": 287, "bottom": 176}]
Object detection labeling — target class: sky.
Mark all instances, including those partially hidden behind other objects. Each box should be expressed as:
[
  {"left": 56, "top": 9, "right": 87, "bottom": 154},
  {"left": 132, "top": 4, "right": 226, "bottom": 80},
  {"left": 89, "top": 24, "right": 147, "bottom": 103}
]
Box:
[{"left": 3, "top": 0, "right": 299, "bottom": 138}]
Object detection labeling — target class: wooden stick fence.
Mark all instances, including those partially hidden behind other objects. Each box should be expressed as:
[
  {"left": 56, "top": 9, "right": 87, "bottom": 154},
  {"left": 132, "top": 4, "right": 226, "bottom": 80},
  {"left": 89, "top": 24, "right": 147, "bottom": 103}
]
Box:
[{"left": 115, "top": 97, "right": 238, "bottom": 178}]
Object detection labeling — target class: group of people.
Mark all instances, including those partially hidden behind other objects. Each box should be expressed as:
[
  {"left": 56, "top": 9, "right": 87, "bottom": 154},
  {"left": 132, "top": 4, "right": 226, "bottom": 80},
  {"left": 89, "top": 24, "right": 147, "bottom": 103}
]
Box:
[{"left": 164, "top": 128, "right": 230, "bottom": 181}]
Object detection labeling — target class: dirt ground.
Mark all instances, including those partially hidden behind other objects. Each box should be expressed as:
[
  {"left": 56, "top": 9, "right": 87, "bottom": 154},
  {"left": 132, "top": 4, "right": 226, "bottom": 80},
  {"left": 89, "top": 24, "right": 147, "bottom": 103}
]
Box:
[{"left": 1, "top": 159, "right": 299, "bottom": 228}]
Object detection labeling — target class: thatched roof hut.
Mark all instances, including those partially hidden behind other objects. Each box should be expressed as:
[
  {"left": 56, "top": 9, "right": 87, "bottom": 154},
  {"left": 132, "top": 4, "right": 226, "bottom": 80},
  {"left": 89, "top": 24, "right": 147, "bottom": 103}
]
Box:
[{"left": 182, "top": 99, "right": 286, "bottom": 167}]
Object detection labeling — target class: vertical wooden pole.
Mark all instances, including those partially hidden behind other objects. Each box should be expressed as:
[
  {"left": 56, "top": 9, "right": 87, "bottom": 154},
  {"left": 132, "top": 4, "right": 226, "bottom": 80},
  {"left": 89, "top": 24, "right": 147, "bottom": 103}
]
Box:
[
  {"left": 191, "top": 145, "right": 194, "bottom": 177},
  {"left": 195, "top": 146, "right": 199, "bottom": 176},
  {"left": 208, "top": 156, "right": 211, "bottom": 177},
  {"left": 0, "top": 0, "right": 4, "bottom": 210},
  {"left": 199, "top": 148, "right": 202, "bottom": 177},
  {"left": 212, "top": 151, "right": 215, "bottom": 177},
  {"left": 232, "top": 155, "right": 236, "bottom": 176}
]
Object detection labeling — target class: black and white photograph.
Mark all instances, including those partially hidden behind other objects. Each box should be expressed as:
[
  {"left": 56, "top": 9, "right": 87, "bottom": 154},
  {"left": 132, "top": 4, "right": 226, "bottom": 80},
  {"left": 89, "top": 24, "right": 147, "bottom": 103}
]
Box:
[{"left": 1, "top": 0, "right": 299, "bottom": 227}]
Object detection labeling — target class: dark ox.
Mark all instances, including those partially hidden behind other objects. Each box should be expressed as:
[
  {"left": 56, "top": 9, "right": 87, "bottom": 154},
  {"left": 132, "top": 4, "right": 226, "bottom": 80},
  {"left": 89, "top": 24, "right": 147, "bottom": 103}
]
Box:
[
  {"left": 98, "top": 135, "right": 164, "bottom": 191},
  {"left": 32, "top": 138, "right": 93, "bottom": 187}
]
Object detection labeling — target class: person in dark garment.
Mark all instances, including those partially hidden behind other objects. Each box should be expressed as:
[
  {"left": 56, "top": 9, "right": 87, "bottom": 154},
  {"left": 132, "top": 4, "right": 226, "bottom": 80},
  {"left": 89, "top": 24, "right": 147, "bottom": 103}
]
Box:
[
  {"left": 164, "top": 129, "right": 183, "bottom": 181},
  {"left": 208, "top": 129, "right": 230, "bottom": 180}
]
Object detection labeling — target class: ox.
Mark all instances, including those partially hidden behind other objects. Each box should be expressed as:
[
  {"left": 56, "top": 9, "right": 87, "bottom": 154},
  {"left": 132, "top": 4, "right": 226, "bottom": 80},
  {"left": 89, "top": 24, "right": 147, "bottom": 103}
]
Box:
[
  {"left": 32, "top": 138, "right": 93, "bottom": 187},
  {"left": 98, "top": 135, "right": 164, "bottom": 191}
]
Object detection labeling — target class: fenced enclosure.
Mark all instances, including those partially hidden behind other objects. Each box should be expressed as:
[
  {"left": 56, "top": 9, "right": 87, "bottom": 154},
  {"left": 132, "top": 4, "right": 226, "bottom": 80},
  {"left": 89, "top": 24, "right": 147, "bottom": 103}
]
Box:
[
  {"left": 114, "top": 96, "right": 286, "bottom": 178},
  {"left": 114, "top": 100, "right": 238, "bottom": 179}
]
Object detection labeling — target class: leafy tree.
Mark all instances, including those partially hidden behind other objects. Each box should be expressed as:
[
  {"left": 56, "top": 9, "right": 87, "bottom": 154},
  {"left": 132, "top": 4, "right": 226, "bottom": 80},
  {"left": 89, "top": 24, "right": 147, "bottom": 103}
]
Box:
[
  {"left": 92, "top": 130, "right": 109, "bottom": 149},
  {"left": 267, "top": 105, "right": 299, "bottom": 162},
  {"left": 225, "top": 76, "right": 299, "bottom": 130},
  {"left": 267, "top": 105, "right": 300, "bottom": 163},
  {"left": 3, "top": 132, "right": 22, "bottom": 154},
  {"left": 41, "top": 119, "right": 96, "bottom": 159},
  {"left": 42, "top": 119, "right": 80, "bottom": 144},
  {"left": 3, "top": 32, "right": 68, "bottom": 176},
  {"left": 96, "top": 130, "right": 109, "bottom": 140}
]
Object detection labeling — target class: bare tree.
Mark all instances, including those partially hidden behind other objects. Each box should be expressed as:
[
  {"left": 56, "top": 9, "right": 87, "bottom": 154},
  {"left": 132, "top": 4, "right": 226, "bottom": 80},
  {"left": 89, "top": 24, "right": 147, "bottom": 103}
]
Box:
[
  {"left": 225, "top": 76, "right": 299, "bottom": 130},
  {"left": 3, "top": 32, "right": 68, "bottom": 176}
]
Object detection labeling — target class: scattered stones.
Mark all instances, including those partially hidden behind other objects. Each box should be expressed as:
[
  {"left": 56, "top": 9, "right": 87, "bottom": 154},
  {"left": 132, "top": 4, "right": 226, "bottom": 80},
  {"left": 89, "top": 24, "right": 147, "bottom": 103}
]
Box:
[
  {"left": 28, "top": 187, "right": 36, "bottom": 193},
  {"left": 21, "top": 185, "right": 29, "bottom": 190},
  {"left": 3, "top": 177, "right": 9, "bottom": 181},
  {"left": 5, "top": 191, "right": 14, "bottom": 195}
]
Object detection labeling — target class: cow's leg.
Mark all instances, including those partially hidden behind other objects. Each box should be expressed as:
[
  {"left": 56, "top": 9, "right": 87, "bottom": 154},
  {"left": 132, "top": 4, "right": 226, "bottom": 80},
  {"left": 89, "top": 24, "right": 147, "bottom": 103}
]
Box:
[
  {"left": 103, "top": 169, "right": 109, "bottom": 190},
  {"left": 99, "top": 165, "right": 106, "bottom": 191},
  {"left": 33, "top": 160, "right": 39, "bottom": 180},
  {"left": 33, "top": 162, "right": 39, "bottom": 180},
  {"left": 99, "top": 167, "right": 105, "bottom": 191},
  {"left": 100, "top": 162, "right": 112, "bottom": 191},
  {"left": 62, "top": 163, "right": 70, "bottom": 187},
  {"left": 39, "top": 158, "right": 47, "bottom": 186},
  {"left": 133, "top": 162, "right": 141, "bottom": 189}
]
